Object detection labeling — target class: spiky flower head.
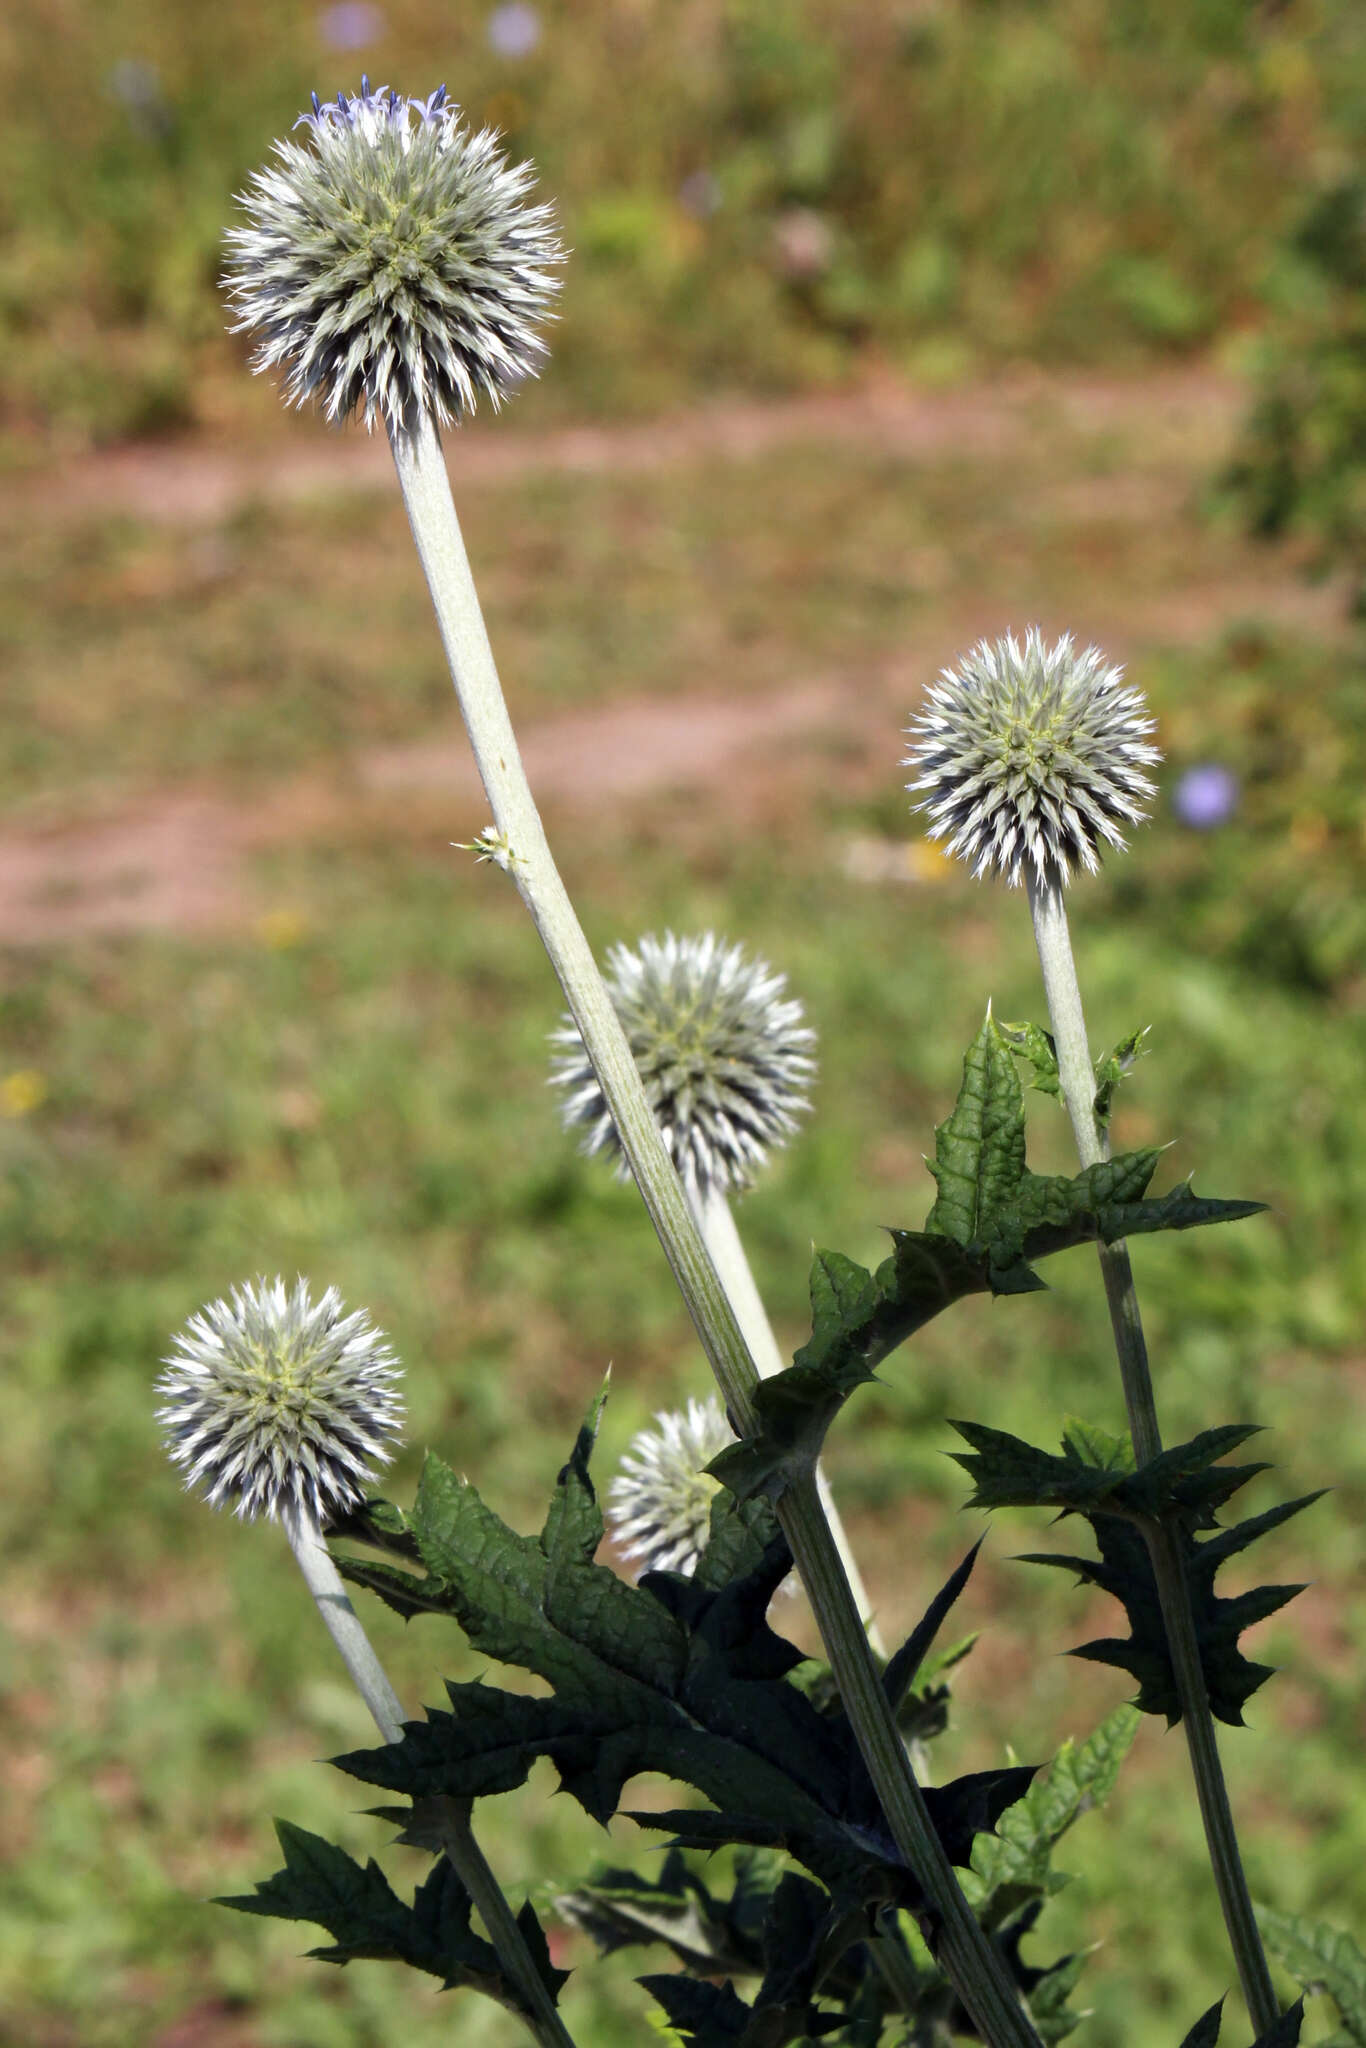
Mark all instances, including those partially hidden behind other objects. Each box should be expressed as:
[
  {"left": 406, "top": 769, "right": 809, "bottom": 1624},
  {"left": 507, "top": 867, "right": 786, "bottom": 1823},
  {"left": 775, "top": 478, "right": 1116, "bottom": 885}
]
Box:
[
  {"left": 549, "top": 931, "right": 817, "bottom": 1199},
  {"left": 606, "top": 1396, "right": 735, "bottom": 1578},
  {"left": 157, "top": 1277, "right": 403, "bottom": 1526},
  {"left": 903, "top": 628, "right": 1160, "bottom": 889},
  {"left": 224, "top": 79, "right": 564, "bottom": 438}
]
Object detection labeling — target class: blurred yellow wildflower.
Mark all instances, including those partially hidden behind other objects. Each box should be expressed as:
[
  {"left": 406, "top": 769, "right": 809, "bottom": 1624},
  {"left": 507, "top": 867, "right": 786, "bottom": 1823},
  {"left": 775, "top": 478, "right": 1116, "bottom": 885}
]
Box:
[
  {"left": 256, "top": 909, "right": 308, "bottom": 950},
  {"left": 1, "top": 1069, "right": 47, "bottom": 1118}
]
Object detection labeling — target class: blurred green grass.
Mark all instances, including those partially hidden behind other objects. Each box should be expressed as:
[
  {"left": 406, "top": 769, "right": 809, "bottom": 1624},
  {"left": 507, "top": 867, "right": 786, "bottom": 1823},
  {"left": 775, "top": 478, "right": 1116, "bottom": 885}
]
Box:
[
  {"left": 2, "top": 0, "right": 1365, "bottom": 450},
  {"left": 3, "top": 365, "right": 1366, "bottom": 2044}
]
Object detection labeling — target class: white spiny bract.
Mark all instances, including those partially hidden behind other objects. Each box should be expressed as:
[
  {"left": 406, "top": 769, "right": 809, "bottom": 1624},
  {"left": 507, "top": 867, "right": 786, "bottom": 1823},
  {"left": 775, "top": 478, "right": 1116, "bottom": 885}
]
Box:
[
  {"left": 223, "top": 79, "right": 563, "bottom": 438},
  {"left": 606, "top": 1396, "right": 736, "bottom": 1579},
  {"left": 549, "top": 932, "right": 817, "bottom": 1198},
  {"left": 903, "top": 628, "right": 1160, "bottom": 888},
  {"left": 157, "top": 1277, "right": 403, "bottom": 1525}
]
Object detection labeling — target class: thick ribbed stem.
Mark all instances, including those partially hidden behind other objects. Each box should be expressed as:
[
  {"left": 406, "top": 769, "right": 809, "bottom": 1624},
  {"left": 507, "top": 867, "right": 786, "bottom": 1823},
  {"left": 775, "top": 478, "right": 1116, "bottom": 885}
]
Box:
[
  {"left": 283, "top": 1505, "right": 576, "bottom": 2048},
  {"left": 1026, "top": 872, "right": 1279, "bottom": 2040},
  {"left": 389, "top": 414, "right": 1043, "bottom": 2048},
  {"left": 692, "top": 1182, "right": 885, "bottom": 1656}
]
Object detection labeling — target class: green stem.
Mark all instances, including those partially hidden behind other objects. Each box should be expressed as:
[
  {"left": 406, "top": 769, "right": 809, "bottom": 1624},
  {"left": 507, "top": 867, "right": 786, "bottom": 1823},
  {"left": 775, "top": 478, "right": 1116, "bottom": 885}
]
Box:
[
  {"left": 433, "top": 1800, "right": 577, "bottom": 2048},
  {"left": 283, "top": 1505, "right": 576, "bottom": 2048},
  {"left": 692, "top": 1182, "right": 885, "bottom": 1657},
  {"left": 389, "top": 415, "right": 1042, "bottom": 2048},
  {"left": 1026, "top": 872, "right": 1280, "bottom": 2040}
]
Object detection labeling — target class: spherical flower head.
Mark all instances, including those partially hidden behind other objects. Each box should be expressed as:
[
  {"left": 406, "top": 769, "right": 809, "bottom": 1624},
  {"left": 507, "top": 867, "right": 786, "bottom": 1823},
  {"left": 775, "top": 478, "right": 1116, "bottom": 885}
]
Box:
[
  {"left": 606, "top": 1396, "right": 735, "bottom": 1578},
  {"left": 903, "top": 628, "right": 1160, "bottom": 889},
  {"left": 157, "top": 1277, "right": 403, "bottom": 1526},
  {"left": 549, "top": 931, "right": 817, "bottom": 1199},
  {"left": 223, "top": 79, "right": 564, "bottom": 438}
]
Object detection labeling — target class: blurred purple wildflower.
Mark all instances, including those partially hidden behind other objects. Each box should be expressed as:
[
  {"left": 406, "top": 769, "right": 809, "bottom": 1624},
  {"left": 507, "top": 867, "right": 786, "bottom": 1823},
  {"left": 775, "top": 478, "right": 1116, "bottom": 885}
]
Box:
[
  {"left": 487, "top": 3, "right": 542, "bottom": 58},
  {"left": 1173, "top": 763, "right": 1239, "bottom": 831},
  {"left": 678, "top": 170, "right": 722, "bottom": 219},
  {"left": 317, "top": 2, "right": 387, "bottom": 49},
  {"left": 107, "top": 59, "right": 171, "bottom": 139}
]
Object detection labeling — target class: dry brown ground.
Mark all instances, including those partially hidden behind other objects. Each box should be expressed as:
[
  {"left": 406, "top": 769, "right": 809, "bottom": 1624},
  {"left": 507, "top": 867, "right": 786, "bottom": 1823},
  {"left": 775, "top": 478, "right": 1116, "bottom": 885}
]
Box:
[{"left": 5, "top": 365, "right": 1344, "bottom": 946}]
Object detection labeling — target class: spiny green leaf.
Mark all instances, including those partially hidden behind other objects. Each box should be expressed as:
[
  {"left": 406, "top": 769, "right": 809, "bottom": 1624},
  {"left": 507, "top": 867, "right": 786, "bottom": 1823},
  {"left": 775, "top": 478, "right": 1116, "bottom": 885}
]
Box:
[
  {"left": 954, "top": 1418, "right": 1317, "bottom": 1723},
  {"left": 963, "top": 1706, "right": 1139, "bottom": 1921},
  {"left": 334, "top": 1552, "right": 462, "bottom": 1623},
  {"left": 542, "top": 1373, "right": 610, "bottom": 1569},
  {"left": 328, "top": 1494, "right": 421, "bottom": 1560},
  {"left": 1178, "top": 1997, "right": 1227, "bottom": 2048},
  {"left": 1028, "top": 1512, "right": 1310, "bottom": 1727},
  {"left": 883, "top": 1543, "right": 982, "bottom": 1717},
  {"left": 926, "top": 1010, "right": 1027, "bottom": 1245},
  {"left": 1258, "top": 1908, "right": 1366, "bottom": 2045},
  {"left": 331, "top": 1406, "right": 882, "bottom": 1907},
  {"left": 1060, "top": 1415, "right": 1135, "bottom": 1475},
  {"left": 1187, "top": 1995, "right": 1306, "bottom": 2048},
  {"left": 555, "top": 1850, "right": 764, "bottom": 1977},
  {"left": 639, "top": 1972, "right": 754, "bottom": 2044},
  {"left": 217, "top": 1819, "right": 564, "bottom": 2012},
  {"left": 709, "top": 1016, "right": 1263, "bottom": 1507},
  {"left": 1259, "top": 2000, "right": 1307, "bottom": 2047},
  {"left": 952, "top": 1419, "right": 1269, "bottom": 1525},
  {"left": 1093, "top": 1028, "right": 1149, "bottom": 1123},
  {"left": 337, "top": 1394, "right": 1041, "bottom": 1924},
  {"left": 951, "top": 1419, "right": 1127, "bottom": 1515},
  {"left": 1026, "top": 1943, "right": 1091, "bottom": 2045},
  {"left": 996, "top": 1018, "right": 1061, "bottom": 1098}
]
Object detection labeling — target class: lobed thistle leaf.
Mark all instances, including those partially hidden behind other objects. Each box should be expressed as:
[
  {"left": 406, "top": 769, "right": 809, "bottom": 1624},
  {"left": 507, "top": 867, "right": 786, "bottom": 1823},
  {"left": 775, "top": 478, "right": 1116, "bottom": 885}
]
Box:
[
  {"left": 331, "top": 1393, "right": 1036, "bottom": 1921},
  {"left": 950, "top": 1418, "right": 1323, "bottom": 1725},
  {"left": 549, "top": 931, "right": 817, "bottom": 1199},
  {"left": 219, "top": 1820, "right": 569, "bottom": 2013},
  {"left": 157, "top": 1276, "right": 403, "bottom": 1525},
  {"left": 224, "top": 79, "right": 564, "bottom": 438},
  {"left": 606, "top": 1395, "right": 737, "bottom": 1579},
  {"left": 709, "top": 1014, "right": 1264, "bottom": 1508},
  {"left": 904, "top": 628, "right": 1160, "bottom": 888},
  {"left": 1176, "top": 1997, "right": 1306, "bottom": 2048}
]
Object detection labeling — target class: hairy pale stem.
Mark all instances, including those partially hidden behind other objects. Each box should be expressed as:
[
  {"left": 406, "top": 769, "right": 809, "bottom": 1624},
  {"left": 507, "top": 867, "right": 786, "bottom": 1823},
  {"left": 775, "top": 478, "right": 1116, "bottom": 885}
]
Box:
[
  {"left": 390, "top": 415, "right": 1043, "bottom": 2048},
  {"left": 283, "top": 1506, "right": 577, "bottom": 2048},
  {"left": 1026, "top": 873, "right": 1280, "bottom": 2039},
  {"left": 283, "top": 1503, "right": 407, "bottom": 1742},
  {"left": 692, "top": 1182, "right": 885, "bottom": 1657}
]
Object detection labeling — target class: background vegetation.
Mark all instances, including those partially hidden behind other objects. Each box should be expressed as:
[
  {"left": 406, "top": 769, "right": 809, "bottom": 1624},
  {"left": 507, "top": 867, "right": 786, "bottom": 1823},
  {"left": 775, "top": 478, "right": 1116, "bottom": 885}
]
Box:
[
  {"left": 3, "top": 3, "right": 1366, "bottom": 2046},
  {"left": 1, "top": 0, "right": 1364, "bottom": 449}
]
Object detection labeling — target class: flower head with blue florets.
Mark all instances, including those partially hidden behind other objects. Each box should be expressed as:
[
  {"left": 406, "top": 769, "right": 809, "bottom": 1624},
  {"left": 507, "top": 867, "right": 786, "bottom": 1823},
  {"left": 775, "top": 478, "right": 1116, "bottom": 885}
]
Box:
[{"left": 224, "top": 79, "right": 563, "bottom": 438}]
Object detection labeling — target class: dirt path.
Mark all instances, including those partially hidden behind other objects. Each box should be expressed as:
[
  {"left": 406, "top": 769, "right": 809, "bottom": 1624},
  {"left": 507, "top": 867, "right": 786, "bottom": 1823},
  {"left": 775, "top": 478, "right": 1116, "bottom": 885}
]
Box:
[
  {"left": 5, "top": 366, "right": 1344, "bottom": 945},
  {"left": 33, "top": 363, "right": 1238, "bottom": 526}
]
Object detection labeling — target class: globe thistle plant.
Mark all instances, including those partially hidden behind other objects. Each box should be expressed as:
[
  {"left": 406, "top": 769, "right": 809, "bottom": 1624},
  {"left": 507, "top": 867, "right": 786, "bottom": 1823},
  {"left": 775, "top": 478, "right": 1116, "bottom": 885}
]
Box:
[
  {"left": 214, "top": 83, "right": 1044, "bottom": 2032},
  {"left": 549, "top": 931, "right": 817, "bottom": 1200},
  {"left": 903, "top": 627, "right": 1159, "bottom": 890},
  {"left": 157, "top": 1275, "right": 403, "bottom": 1527},
  {"left": 607, "top": 1396, "right": 736, "bottom": 1578},
  {"left": 223, "top": 79, "right": 563, "bottom": 437},
  {"left": 158, "top": 1287, "right": 580, "bottom": 2044}
]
